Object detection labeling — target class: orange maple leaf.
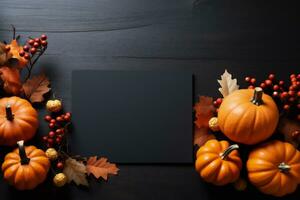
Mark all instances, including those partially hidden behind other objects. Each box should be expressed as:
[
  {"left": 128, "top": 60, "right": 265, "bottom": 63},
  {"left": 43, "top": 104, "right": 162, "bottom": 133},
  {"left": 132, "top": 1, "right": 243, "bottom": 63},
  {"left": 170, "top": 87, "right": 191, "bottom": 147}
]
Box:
[
  {"left": 86, "top": 156, "right": 119, "bottom": 181},
  {"left": 194, "top": 96, "right": 215, "bottom": 128}
]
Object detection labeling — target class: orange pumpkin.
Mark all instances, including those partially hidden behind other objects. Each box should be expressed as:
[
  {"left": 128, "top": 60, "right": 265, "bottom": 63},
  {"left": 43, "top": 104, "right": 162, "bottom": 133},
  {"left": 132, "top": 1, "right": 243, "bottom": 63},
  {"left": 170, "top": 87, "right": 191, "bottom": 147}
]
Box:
[
  {"left": 5, "top": 39, "right": 28, "bottom": 68},
  {"left": 247, "top": 140, "right": 300, "bottom": 197},
  {"left": 2, "top": 140, "right": 50, "bottom": 190},
  {"left": 195, "top": 139, "right": 242, "bottom": 185},
  {"left": 218, "top": 87, "right": 279, "bottom": 145},
  {"left": 0, "top": 96, "right": 38, "bottom": 146}
]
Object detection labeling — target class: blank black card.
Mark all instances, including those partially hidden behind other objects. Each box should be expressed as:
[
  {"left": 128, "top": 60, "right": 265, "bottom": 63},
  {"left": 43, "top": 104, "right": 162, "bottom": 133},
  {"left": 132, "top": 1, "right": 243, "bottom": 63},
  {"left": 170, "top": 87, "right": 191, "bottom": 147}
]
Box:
[{"left": 71, "top": 70, "right": 193, "bottom": 163}]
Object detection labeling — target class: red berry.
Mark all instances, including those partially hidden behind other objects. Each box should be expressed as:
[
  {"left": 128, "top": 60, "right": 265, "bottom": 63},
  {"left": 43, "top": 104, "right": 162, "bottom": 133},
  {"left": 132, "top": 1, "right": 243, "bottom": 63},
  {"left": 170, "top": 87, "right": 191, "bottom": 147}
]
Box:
[
  {"left": 24, "top": 53, "right": 30, "bottom": 60},
  {"left": 42, "top": 136, "right": 48, "bottom": 142},
  {"left": 273, "top": 85, "right": 279, "bottom": 91},
  {"left": 19, "top": 50, "right": 25, "bottom": 57},
  {"left": 56, "top": 116, "right": 63, "bottom": 122},
  {"left": 288, "top": 90, "right": 295, "bottom": 97},
  {"left": 28, "top": 39, "right": 35, "bottom": 45},
  {"left": 297, "top": 74, "right": 300, "bottom": 79},
  {"left": 44, "top": 115, "right": 52, "bottom": 121},
  {"left": 265, "top": 79, "right": 272, "bottom": 86},
  {"left": 273, "top": 91, "right": 279, "bottom": 97},
  {"left": 56, "top": 137, "right": 62, "bottom": 144},
  {"left": 260, "top": 83, "right": 266, "bottom": 88},
  {"left": 281, "top": 91, "right": 289, "bottom": 99},
  {"left": 23, "top": 45, "right": 30, "bottom": 52},
  {"left": 50, "top": 119, "right": 56, "bottom": 123},
  {"left": 34, "top": 38, "right": 40, "bottom": 43},
  {"left": 65, "top": 112, "right": 71, "bottom": 117},
  {"left": 216, "top": 98, "right": 222, "bottom": 105},
  {"left": 64, "top": 115, "right": 71, "bottom": 121},
  {"left": 291, "top": 78, "right": 297, "bottom": 83},
  {"left": 49, "top": 131, "right": 55, "bottom": 138},
  {"left": 245, "top": 77, "right": 251, "bottom": 82},
  {"left": 248, "top": 85, "right": 254, "bottom": 89},
  {"left": 30, "top": 47, "right": 37, "bottom": 54},
  {"left": 290, "top": 74, "right": 296, "bottom": 79},
  {"left": 283, "top": 104, "right": 290, "bottom": 110},
  {"left": 289, "top": 97, "right": 295, "bottom": 102},
  {"left": 33, "top": 42, "right": 40, "bottom": 48},
  {"left": 40, "top": 34, "right": 47, "bottom": 41},
  {"left": 56, "top": 129, "right": 62, "bottom": 134},
  {"left": 41, "top": 40, "right": 48, "bottom": 47},
  {"left": 279, "top": 80, "right": 284, "bottom": 86},
  {"left": 250, "top": 78, "right": 256, "bottom": 84},
  {"left": 268, "top": 74, "right": 275, "bottom": 80},
  {"left": 47, "top": 138, "right": 54, "bottom": 144},
  {"left": 297, "top": 91, "right": 300, "bottom": 97},
  {"left": 49, "top": 123, "right": 55, "bottom": 129},
  {"left": 56, "top": 162, "right": 64, "bottom": 169}
]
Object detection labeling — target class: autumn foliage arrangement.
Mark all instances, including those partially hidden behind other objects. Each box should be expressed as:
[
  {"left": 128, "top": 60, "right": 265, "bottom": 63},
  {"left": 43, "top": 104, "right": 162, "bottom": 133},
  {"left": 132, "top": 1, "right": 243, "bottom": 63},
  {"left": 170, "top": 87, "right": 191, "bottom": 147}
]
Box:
[
  {"left": 194, "top": 70, "right": 300, "bottom": 197},
  {"left": 0, "top": 27, "right": 119, "bottom": 190}
]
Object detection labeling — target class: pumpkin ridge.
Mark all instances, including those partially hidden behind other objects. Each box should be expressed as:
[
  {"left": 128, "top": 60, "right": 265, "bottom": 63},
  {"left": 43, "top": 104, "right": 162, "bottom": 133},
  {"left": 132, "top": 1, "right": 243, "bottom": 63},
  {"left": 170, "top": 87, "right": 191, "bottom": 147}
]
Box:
[
  {"left": 195, "top": 154, "right": 219, "bottom": 171},
  {"left": 202, "top": 159, "right": 222, "bottom": 183}
]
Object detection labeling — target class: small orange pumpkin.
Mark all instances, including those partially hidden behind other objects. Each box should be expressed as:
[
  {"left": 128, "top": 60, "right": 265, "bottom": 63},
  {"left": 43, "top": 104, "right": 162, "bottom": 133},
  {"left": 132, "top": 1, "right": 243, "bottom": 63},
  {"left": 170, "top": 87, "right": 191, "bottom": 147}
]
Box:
[
  {"left": 0, "top": 96, "right": 38, "bottom": 146},
  {"left": 218, "top": 87, "right": 279, "bottom": 145},
  {"left": 2, "top": 140, "right": 50, "bottom": 190},
  {"left": 247, "top": 140, "right": 300, "bottom": 197},
  {"left": 195, "top": 139, "right": 242, "bottom": 185}
]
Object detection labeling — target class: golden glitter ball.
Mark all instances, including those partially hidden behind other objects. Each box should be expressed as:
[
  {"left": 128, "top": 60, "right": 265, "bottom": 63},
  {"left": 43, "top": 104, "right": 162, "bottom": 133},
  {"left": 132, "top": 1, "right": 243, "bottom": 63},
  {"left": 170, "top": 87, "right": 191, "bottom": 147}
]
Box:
[
  {"left": 53, "top": 173, "right": 68, "bottom": 187},
  {"left": 45, "top": 148, "right": 58, "bottom": 161},
  {"left": 208, "top": 117, "right": 220, "bottom": 132},
  {"left": 46, "top": 99, "right": 62, "bottom": 112}
]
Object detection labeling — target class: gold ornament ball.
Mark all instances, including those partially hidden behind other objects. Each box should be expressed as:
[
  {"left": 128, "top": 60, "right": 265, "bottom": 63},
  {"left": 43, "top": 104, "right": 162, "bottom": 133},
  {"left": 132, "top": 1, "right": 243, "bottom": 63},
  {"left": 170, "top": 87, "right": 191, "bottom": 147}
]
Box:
[
  {"left": 46, "top": 99, "right": 62, "bottom": 112},
  {"left": 45, "top": 148, "right": 58, "bottom": 161},
  {"left": 53, "top": 173, "right": 68, "bottom": 187},
  {"left": 208, "top": 117, "right": 220, "bottom": 132}
]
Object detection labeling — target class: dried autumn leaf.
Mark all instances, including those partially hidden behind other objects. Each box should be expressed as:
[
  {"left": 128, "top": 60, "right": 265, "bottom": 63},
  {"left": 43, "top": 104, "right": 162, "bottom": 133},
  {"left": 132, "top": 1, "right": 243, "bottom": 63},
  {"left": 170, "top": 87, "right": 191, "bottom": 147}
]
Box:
[
  {"left": 194, "top": 126, "right": 215, "bottom": 146},
  {"left": 218, "top": 70, "right": 239, "bottom": 97},
  {"left": 86, "top": 156, "right": 119, "bottom": 180},
  {"left": 0, "top": 66, "right": 22, "bottom": 95},
  {"left": 194, "top": 96, "right": 215, "bottom": 128},
  {"left": 193, "top": 96, "right": 216, "bottom": 146},
  {"left": 63, "top": 158, "right": 89, "bottom": 186},
  {"left": 0, "top": 42, "right": 12, "bottom": 66},
  {"left": 22, "top": 74, "right": 51, "bottom": 103},
  {"left": 5, "top": 39, "right": 28, "bottom": 68},
  {"left": 278, "top": 117, "right": 300, "bottom": 148}
]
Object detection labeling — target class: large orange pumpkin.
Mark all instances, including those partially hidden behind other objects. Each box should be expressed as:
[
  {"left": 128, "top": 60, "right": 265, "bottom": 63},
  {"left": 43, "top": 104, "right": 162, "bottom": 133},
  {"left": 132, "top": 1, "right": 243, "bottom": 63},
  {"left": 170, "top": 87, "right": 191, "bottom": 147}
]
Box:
[
  {"left": 218, "top": 87, "right": 279, "bottom": 145},
  {"left": 0, "top": 96, "right": 38, "bottom": 146},
  {"left": 2, "top": 140, "right": 50, "bottom": 190},
  {"left": 247, "top": 140, "right": 300, "bottom": 197},
  {"left": 195, "top": 139, "right": 242, "bottom": 185}
]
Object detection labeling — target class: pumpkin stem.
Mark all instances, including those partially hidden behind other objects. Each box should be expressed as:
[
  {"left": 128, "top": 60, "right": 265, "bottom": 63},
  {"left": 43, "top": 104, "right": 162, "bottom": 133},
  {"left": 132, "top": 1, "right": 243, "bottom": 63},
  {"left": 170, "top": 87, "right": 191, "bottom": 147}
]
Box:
[
  {"left": 5, "top": 104, "right": 14, "bottom": 121},
  {"left": 251, "top": 87, "right": 264, "bottom": 106},
  {"left": 17, "top": 140, "right": 30, "bottom": 165},
  {"left": 220, "top": 144, "right": 239, "bottom": 160},
  {"left": 278, "top": 162, "right": 291, "bottom": 173}
]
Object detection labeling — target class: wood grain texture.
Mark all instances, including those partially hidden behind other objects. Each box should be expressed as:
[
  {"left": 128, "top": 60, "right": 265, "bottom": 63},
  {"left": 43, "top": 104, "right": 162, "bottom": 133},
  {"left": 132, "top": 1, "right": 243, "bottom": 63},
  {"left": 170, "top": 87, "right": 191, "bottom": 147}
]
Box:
[{"left": 0, "top": 0, "right": 299, "bottom": 199}]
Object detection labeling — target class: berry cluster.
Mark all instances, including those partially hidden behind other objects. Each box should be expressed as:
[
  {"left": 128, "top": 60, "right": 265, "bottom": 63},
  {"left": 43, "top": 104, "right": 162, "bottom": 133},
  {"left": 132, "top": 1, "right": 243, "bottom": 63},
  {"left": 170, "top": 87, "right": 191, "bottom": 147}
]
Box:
[
  {"left": 213, "top": 98, "right": 223, "bottom": 112},
  {"left": 19, "top": 34, "right": 48, "bottom": 60},
  {"left": 245, "top": 73, "right": 300, "bottom": 120},
  {"left": 43, "top": 112, "right": 71, "bottom": 148}
]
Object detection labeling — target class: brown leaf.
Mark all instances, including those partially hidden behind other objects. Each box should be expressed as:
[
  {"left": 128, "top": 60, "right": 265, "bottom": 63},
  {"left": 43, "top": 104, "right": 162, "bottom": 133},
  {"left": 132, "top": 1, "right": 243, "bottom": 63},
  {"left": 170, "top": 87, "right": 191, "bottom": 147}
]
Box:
[
  {"left": 0, "top": 42, "right": 12, "bottom": 66},
  {"left": 278, "top": 117, "right": 300, "bottom": 148},
  {"left": 194, "top": 96, "right": 215, "bottom": 128},
  {"left": 86, "top": 156, "right": 119, "bottom": 180},
  {"left": 63, "top": 158, "right": 89, "bottom": 186},
  {"left": 194, "top": 126, "right": 215, "bottom": 146},
  {"left": 0, "top": 66, "right": 22, "bottom": 95},
  {"left": 218, "top": 70, "right": 239, "bottom": 97},
  {"left": 22, "top": 74, "right": 51, "bottom": 103}
]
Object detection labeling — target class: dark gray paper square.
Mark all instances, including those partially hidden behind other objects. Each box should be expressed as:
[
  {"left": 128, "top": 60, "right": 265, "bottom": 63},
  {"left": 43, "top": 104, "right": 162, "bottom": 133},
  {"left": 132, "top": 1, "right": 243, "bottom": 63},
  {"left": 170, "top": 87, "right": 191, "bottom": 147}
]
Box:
[{"left": 71, "top": 70, "right": 193, "bottom": 163}]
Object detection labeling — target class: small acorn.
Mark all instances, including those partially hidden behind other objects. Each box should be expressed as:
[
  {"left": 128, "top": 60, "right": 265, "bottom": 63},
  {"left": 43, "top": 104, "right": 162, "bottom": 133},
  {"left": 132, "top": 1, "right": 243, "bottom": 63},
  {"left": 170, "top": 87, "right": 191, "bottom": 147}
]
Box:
[
  {"left": 45, "top": 148, "right": 58, "bottom": 161},
  {"left": 46, "top": 99, "right": 62, "bottom": 112},
  {"left": 208, "top": 117, "right": 220, "bottom": 132},
  {"left": 53, "top": 173, "right": 67, "bottom": 187}
]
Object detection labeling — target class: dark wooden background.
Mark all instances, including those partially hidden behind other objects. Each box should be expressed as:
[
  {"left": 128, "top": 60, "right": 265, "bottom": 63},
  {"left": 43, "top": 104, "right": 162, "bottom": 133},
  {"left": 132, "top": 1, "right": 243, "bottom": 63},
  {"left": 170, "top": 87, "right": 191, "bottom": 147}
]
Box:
[{"left": 0, "top": 0, "right": 299, "bottom": 199}]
